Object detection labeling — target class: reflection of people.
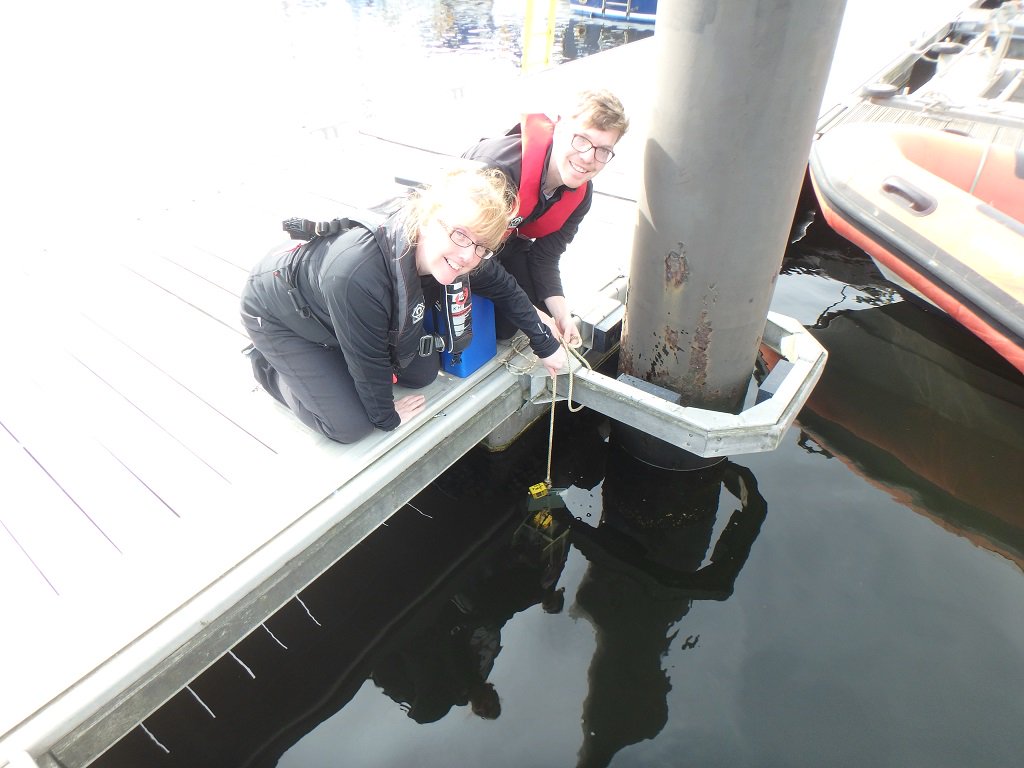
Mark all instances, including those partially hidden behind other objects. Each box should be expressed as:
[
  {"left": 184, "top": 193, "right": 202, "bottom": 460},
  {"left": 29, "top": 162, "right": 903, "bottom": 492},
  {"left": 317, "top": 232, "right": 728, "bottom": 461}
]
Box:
[
  {"left": 240, "top": 168, "right": 566, "bottom": 443},
  {"left": 462, "top": 89, "right": 629, "bottom": 346},
  {"left": 371, "top": 597, "right": 503, "bottom": 724},
  {"left": 370, "top": 493, "right": 573, "bottom": 724}
]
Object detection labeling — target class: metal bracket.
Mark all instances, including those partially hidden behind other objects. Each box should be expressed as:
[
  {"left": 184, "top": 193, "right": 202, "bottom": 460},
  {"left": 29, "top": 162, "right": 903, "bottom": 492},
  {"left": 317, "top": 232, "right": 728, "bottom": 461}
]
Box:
[{"left": 548, "top": 312, "right": 827, "bottom": 457}]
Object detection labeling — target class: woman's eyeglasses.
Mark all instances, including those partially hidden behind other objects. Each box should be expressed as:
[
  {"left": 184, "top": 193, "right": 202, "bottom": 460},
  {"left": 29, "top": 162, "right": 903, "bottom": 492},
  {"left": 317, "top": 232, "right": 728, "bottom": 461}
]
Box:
[{"left": 439, "top": 220, "right": 495, "bottom": 260}]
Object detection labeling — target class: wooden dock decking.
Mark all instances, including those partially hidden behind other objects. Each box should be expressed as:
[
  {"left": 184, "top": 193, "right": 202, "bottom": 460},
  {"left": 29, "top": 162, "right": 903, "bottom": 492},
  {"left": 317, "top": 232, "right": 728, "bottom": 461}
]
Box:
[
  {"left": 0, "top": 40, "right": 649, "bottom": 767},
  {"left": 0, "top": 1, "right": 973, "bottom": 761}
]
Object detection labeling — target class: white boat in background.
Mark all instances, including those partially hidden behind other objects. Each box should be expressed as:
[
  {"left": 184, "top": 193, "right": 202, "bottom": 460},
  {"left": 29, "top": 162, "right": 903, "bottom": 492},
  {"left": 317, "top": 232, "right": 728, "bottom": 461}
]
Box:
[{"left": 569, "top": 0, "right": 657, "bottom": 25}]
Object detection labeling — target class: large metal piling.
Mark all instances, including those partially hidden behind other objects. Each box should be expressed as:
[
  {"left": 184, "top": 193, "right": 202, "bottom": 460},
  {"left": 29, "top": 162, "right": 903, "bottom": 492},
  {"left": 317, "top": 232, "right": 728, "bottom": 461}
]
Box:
[{"left": 617, "top": 0, "right": 847, "bottom": 467}]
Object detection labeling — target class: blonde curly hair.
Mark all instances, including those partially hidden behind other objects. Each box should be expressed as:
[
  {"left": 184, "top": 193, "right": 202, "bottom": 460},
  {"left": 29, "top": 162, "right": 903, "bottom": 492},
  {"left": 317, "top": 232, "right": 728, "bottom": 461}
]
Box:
[{"left": 403, "top": 166, "right": 519, "bottom": 253}]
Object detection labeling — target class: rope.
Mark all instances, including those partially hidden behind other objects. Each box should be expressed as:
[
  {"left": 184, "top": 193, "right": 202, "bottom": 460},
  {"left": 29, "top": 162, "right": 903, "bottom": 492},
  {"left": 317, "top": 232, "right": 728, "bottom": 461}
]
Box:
[
  {"left": 545, "top": 378, "right": 556, "bottom": 487},
  {"left": 503, "top": 334, "right": 538, "bottom": 374},
  {"left": 542, "top": 340, "right": 593, "bottom": 487},
  {"left": 501, "top": 333, "right": 596, "bottom": 489},
  {"left": 562, "top": 342, "right": 592, "bottom": 413}
]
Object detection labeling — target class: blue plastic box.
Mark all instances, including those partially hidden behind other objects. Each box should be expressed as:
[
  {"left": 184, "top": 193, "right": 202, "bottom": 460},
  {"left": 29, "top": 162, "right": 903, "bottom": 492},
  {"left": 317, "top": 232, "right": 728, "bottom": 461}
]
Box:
[{"left": 424, "top": 293, "right": 497, "bottom": 378}]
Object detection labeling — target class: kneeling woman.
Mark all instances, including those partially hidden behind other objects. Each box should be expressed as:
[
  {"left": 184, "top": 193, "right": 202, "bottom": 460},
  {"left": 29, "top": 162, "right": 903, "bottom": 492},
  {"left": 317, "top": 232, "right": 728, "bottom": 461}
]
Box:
[{"left": 241, "top": 168, "right": 566, "bottom": 443}]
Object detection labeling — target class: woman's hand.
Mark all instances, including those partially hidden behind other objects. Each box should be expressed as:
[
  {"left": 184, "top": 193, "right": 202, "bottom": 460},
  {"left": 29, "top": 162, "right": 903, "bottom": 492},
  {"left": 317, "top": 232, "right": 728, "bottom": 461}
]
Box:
[
  {"left": 539, "top": 345, "right": 568, "bottom": 378},
  {"left": 395, "top": 394, "right": 427, "bottom": 425}
]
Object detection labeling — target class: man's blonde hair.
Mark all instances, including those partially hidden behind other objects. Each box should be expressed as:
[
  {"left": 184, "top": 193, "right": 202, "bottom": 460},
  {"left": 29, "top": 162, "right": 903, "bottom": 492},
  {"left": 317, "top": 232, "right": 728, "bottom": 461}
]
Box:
[
  {"left": 403, "top": 167, "right": 518, "bottom": 252},
  {"left": 568, "top": 89, "right": 629, "bottom": 139}
]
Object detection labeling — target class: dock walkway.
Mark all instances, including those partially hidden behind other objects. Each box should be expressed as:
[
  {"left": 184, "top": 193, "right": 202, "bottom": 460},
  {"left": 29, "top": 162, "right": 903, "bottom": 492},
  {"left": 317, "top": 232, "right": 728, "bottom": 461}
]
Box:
[{"left": 0, "top": 42, "right": 646, "bottom": 768}]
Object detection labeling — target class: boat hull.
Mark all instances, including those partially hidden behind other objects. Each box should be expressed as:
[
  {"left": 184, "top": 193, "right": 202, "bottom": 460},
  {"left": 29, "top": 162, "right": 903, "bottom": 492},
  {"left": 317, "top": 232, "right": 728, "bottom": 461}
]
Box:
[{"left": 809, "top": 122, "right": 1024, "bottom": 375}]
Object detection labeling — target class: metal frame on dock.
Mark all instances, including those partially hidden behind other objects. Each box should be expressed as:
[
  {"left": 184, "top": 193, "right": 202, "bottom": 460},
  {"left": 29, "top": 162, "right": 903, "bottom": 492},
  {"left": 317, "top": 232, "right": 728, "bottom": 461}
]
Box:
[{"left": 533, "top": 312, "right": 828, "bottom": 457}]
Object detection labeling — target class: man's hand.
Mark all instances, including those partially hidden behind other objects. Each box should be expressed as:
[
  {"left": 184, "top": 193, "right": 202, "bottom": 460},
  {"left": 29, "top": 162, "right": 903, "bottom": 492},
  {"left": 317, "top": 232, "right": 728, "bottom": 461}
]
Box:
[
  {"left": 395, "top": 394, "right": 427, "bottom": 425},
  {"left": 544, "top": 295, "right": 581, "bottom": 347},
  {"left": 554, "top": 311, "right": 581, "bottom": 348}
]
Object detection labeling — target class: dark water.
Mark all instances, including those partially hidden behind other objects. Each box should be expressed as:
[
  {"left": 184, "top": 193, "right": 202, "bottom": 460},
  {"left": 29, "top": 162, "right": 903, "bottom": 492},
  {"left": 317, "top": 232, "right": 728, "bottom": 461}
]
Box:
[{"left": 93, "top": 2, "right": 1024, "bottom": 766}]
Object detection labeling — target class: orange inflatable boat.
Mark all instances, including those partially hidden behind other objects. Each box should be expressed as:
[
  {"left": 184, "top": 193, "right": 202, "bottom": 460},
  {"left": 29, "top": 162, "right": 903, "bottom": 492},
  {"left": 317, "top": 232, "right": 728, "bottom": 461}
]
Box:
[{"left": 809, "top": 122, "right": 1024, "bottom": 375}]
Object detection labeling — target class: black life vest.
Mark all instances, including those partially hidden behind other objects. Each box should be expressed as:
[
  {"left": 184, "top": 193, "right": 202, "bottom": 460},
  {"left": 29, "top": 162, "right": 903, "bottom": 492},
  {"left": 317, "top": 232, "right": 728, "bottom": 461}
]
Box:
[{"left": 280, "top": 211, "right": 471, "bottom": 368}]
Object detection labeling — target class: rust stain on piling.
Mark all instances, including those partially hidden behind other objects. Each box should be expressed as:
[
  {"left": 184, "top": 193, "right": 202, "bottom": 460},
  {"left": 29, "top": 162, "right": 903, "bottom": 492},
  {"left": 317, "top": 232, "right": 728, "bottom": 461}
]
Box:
[
  {"left": 665, "top": 242, "right": 689, "bottom": 288},
  {"left": 664, "top": 325, "right": 681, "bottom": 354},
  {"left": 688, "top": 309, "right": 712, "bottom": 391},
  {"left": 618, "top": 343, "right": 637, "bottom": 377},
  {"left": 645, "top": 324, "right": 685, "bottom": 382}
]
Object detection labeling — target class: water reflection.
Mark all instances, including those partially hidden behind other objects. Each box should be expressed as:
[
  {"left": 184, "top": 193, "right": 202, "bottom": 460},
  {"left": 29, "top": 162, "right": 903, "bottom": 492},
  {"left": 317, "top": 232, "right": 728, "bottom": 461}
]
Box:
[
  {"left": 356, "top": 418, "right": 771, "bottom": 768},
  {"left": 93, "top": 393, "right": 772, "bottom": 767},
  {"left": 571, "top": 449, "right": 767, "bottom": 767},
  {"left": 369, "top": 503, "right": 571, "bottom": 723},
  {"left": 786, "top": 203, "right": 1024, "bottom": 569},
  {"left": 799, "top": 301, "right": 1024, "bottom": 566},
  {"left": 561, "top": 20, "right": 654, "bottom": 60}
]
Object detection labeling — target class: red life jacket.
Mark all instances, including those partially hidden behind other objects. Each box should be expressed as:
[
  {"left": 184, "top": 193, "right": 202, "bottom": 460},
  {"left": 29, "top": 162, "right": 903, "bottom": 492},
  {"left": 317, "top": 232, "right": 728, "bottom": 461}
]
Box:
[{"left": 513, "top": 114, "right": 588, "bottom": 239}]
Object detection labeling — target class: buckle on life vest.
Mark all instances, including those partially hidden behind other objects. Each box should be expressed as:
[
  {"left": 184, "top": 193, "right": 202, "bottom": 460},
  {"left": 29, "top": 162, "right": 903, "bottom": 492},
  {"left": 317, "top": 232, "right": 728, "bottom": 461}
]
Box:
[
  {"left": 418, "top": 334, "right": 442, "bottom": 357},
  {"left": 282, "top": 217, "right": 349, "bottom": 240},
  {"left": 282, "top": 217, "right": 315, "bottom": 240}
]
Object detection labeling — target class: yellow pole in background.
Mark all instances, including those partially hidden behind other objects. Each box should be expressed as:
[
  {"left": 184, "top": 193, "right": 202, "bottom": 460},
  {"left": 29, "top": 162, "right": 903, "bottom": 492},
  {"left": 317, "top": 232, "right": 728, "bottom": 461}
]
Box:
[{"left": 522, "top": 0, "right": 558, "bottom": 74}]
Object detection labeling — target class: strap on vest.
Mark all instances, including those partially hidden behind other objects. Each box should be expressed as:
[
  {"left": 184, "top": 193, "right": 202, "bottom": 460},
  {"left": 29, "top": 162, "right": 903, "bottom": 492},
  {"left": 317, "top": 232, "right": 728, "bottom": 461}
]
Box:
[{"left": 283, "top": 216, "right": 357, "bottom": 241}]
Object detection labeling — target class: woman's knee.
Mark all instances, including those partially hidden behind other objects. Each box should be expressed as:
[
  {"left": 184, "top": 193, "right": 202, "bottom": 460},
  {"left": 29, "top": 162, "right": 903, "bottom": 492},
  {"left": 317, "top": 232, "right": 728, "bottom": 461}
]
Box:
[
  {"left": 279, "top": 381, "right": 374, "bottom": 444},
  {"left": 396, "top": 355, "right": 440, "bottom": 389},
  {"left": 397, "top": 369, "right": 439, "bottom": 390},
  {"left": 320, "top": 419, "right": 374, "bottom": 444}
]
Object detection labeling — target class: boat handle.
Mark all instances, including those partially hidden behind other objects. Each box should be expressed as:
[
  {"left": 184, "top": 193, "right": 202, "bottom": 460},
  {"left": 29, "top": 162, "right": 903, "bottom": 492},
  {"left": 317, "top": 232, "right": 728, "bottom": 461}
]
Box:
[{"left": 881, "top": 176, "right": 937, "bottom": 215}]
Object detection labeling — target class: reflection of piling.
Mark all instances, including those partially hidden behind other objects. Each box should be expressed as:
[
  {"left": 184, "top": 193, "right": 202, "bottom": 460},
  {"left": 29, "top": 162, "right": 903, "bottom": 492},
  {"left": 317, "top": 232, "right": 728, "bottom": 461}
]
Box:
[
  {"left": 617, "top": 0, "right": 846, "bottom": 467},
  {"left": 606, "top": 450, "right": 725, "bottom": 551},
  {"left": 574, "top": 445, "right": 768, "bottom": 597},
  {"left": 572, "top": 450, "right": 768, "bottom": 768}
]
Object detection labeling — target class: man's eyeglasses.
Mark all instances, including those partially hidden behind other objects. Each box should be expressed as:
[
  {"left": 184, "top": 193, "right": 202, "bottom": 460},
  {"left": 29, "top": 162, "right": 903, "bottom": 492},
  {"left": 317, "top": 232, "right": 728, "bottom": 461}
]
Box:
[
  {"left": 571, "top": 133, "right": 616, "bottom": 164},
  {"left": 440, "top": 220, "right": 494, "bottom": 260}
]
